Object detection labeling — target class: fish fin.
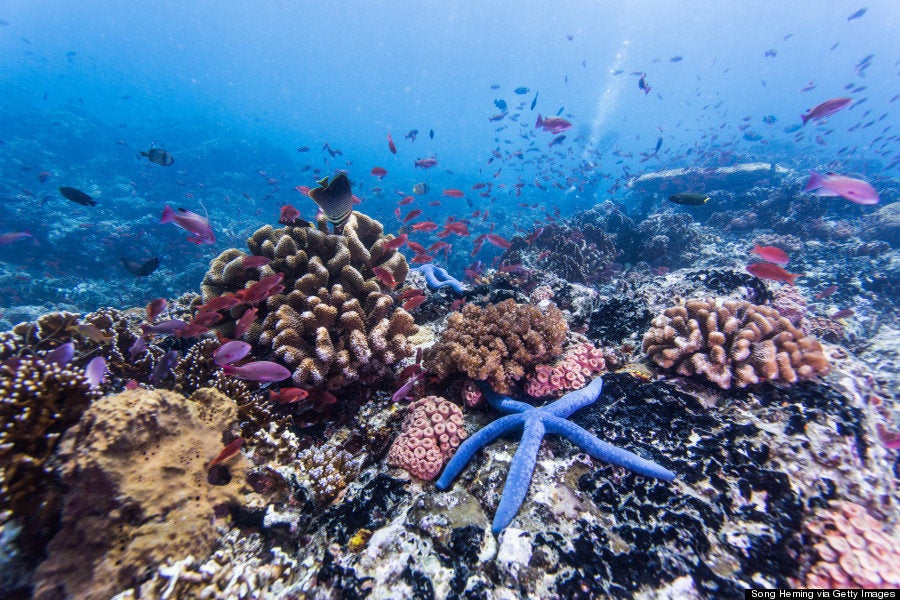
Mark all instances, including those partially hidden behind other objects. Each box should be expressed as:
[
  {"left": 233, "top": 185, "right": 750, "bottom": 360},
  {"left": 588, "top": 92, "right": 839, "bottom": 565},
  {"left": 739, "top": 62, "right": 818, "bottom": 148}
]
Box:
[
  {"left": 160, "top": 204, "right": 176, "bottom": 223},
  {"left": 140, "top": 150, "right": 149, "bottom": 157},
  {"left": 804, "top": 171, "right": 825, "bottom": 192},
  {"left": 535, "top": 114, "right": 543, "bottom": 129},
  {"left": 800, "top": 112, "right": 810, "bottom": 125},
  {"left": 786, "top": 272, "right": 802, "bottom": 286}
]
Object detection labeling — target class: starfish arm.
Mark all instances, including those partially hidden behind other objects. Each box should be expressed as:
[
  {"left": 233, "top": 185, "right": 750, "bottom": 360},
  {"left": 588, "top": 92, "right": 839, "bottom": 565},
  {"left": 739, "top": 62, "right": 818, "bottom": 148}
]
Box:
[
  {"left": 483, "top": 386, "right": 532, "bottom": 414},
  {"left": 416, "top": 264, "right": 466, "bottom": 293},
  {"left": 492, "top": 416, "right": 545, "bottom": 534},
  {"left": 543, "top": 415, "right": 676, "bottom": 482},
  {"left": 435, "top": 414, "right": 523, "bottom": 490},
  {"left": 545, "top": 377, "right": 604, "bottom": 418}
]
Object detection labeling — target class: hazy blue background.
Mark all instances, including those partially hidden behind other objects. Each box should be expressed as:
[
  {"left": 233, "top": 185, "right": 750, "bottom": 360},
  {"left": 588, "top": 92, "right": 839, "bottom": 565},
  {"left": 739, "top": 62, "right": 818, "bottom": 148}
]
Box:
[{"left": 0, "top": 0, "right": 896, "bottom": 309}]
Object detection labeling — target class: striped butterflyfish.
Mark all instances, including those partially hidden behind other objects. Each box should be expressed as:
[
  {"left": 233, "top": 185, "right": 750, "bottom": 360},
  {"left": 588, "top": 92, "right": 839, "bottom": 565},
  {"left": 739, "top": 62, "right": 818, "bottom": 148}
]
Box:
[{"left": 308, "top": 173, "right": 354, "bottom": 232}]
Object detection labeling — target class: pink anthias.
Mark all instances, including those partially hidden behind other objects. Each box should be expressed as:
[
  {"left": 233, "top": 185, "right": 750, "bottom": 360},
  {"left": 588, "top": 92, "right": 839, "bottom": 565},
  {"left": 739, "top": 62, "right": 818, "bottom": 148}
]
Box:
[
  {"left": 160, "top": 204, "right": 216, "bottom": 244},
  {"left": 213, "top": 340, "right": 252, "bottom": 366},
  {"left": 221, "top": 360, "right": 290, "bottom": 382},
  {"left": 800, "top": 97, "right": 852, "bottom": 125},
  {"left": 804, "top": 171, "right": 879, "bottom": 205},
  {"left": 535, "top": 113, "right": 572, "bottom": 134}
]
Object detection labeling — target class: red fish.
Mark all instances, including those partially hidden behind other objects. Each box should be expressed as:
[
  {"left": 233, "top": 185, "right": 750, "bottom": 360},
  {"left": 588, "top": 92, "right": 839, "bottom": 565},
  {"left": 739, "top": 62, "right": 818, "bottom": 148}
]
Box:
[
  {"left": 411, "top": 252, "right": 433, "bottom": 264},
  {"left": 403, "top": 209, "right": 423, "bottom": 223},
  {"left": 525, "top": 227, "right": 544, "bottom": 245},
  {"left": 279, "top": 204, "right": 302, "bottom": 224},
  {"left": 407, "top": 241, "right": 427, "bottom": 254},
  {"left": 242, "top": 255, "right": 270, "bottom": 268},
  {"left": 270, "top": 387, "right": 309, "bottom": 404},
  {"left": 535, "top": 113, "right": 572, "bottom": 134},
  {"left": 876, "top": 423, "right": 900, "bottom": 450},
  {"left": 751, "top": 244, "right": 789, "bottom": 265},
  {"left": 372, "top": 266, "right": 397, "bottom": 289},
  {"left": 399, "top": 195, "right": 415, "bottom": 205},
  {"left": 371, "top": 166, "right": 388, "bottom": 179},
  {"left": 191, "top": 311, "right": 224, "bottom": 327},
  {"left": 415, "top": 157, "right": 438, "bottom": 169},
  {"left": 208, "top": 437, "right": 245, "bottom": 469},
  {"left": 221, "top": 360, "right": 291, "bottom": 382},
  {"left": 831, "top": 309, "right": 854, "bottom": 320},
  {"left": 398, "top": 288, "right": 425, "bottom": 300},
  {"left": 442, "top": 188, "right": 465, "bottom": 198},
  {"left": 176, "top": 323, "right": 210, "bottom": 338},
  {"left": 801, "top": 97, "right": 852, "bottom": 125},
  {"left": 403, "top": 294, "right": 427, "bottom": 310},
  {"left": 295, "top": 185, "right": 311, "bottom": 195},
  {"left": 814, "top": 285, "right": 838, "bottom": 300},
  {"left": 234, "top": 306, "right": 258, "bottom": 338},
  {"left": 387, "top": 132, "right": 397, "bottom": 155},
  {"left": 428, "top": 241, "right": 451, "bottom": 254},
  {"left": 383, "top": 233, "right": 407, "bottom": 251},
  {"left": 236, "top": 273, "right": 285, "bottom": 306},
  {"left": 412, "top": 221, "right": 438, "bottom": 232},
  {"left": 146, "top": 297, "right": 167, "bottom": 322},
  {"left": 746, "top": 263, "right": 802, "bottom": 285},
  {"left": 486, "top": 233, "right": 511, "bottom": 249},
  {"left": 197, "top": 293, "right": 241, "bottom": 313}
]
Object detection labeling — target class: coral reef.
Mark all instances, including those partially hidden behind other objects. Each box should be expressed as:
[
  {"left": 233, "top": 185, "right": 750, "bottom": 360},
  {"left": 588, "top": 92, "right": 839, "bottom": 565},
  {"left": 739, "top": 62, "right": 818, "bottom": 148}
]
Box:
[
  {"left": 525, "top": 342, "right": 608, "bottom": 398},
  {"left": 771, "top": 285, "right": 808, "bottom": 325},
  {"left": 32, "top": 387, "right": 250, "bottom": 600},
  {"left": 201, "top": 212, "right": 417, "bottom": 389},
  {"left": 642, "top": 298, "right": 831, "bottom": 389},
  {"left": 799, "top": 501, "right": 900, "bottom": 588},
  {"left": 424, "top": 299, "right": 567, "bottom": 394},
  {"left": 861, "top": 201, "right": 900, "bottom": 247},
  {"left": 635, "top": 212, "right": 703, "bottom": 267},
  {"left": 296, "top": 444, "right": 358, "bottom": 504},
  {"left": 387, "top": 396, "right": 467, "bottom": 481},
  {"left": 503, "top": 223, "right": 618, "bottom": 284},
  {"left": 0, "top": 355, "right": 100, "bottom": 554}
]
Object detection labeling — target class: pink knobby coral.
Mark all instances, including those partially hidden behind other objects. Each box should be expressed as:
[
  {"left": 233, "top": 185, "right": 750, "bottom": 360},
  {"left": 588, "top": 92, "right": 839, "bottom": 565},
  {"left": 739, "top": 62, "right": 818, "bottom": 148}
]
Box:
[
  {"left": 800, "top": 501, "right": 900, "bottom": 589},
  {"left": 526, "top": 342, "right": 607, "bottom": 398},
  {"left": 387, "top": 396, "right": 466, "bottom": 481}
]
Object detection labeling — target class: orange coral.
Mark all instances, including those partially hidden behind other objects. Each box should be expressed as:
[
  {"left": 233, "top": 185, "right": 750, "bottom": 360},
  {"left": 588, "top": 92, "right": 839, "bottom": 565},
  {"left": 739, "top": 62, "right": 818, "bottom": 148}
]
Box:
[
  {"left": 642, "top": 298, "right": 830, "bottom": 389},
  {"left": 425, "top": 299, "right": 567, "bottom": 394}
]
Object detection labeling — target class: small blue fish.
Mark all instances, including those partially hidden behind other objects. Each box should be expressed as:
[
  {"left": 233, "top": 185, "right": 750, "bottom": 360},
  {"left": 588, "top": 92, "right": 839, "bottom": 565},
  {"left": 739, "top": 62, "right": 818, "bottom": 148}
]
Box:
[{"left": 514, "top": 86, "right": 529, "bottom": 95}]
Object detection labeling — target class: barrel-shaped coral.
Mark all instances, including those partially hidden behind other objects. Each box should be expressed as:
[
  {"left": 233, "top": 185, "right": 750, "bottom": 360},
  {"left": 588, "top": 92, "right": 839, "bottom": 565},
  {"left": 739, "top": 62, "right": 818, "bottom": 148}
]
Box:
[
  {"left": 642, "top": 298, "right": 830, "bottom": 389},
  {"left": 387, "top": 396, "right": 467, "bottom": 481},
  {"left": 201, "top": 212, "right": 417, "bottom": 389},
  {"left": 424, "top": 299, "right": 568, "bottom": 394}
]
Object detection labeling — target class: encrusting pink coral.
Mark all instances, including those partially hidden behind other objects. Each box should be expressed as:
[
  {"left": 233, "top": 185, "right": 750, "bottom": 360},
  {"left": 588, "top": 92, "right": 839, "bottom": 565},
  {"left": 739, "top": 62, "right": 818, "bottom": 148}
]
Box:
[{"left": 387, "top": 396, "right": 466, "bottom": 481}]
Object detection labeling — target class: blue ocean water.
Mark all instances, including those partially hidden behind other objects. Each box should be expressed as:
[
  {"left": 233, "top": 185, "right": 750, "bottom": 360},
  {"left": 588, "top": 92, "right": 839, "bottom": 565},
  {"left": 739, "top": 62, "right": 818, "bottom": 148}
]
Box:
[{"left": 0, "top": 0, "right": 897, "bottom": 313}]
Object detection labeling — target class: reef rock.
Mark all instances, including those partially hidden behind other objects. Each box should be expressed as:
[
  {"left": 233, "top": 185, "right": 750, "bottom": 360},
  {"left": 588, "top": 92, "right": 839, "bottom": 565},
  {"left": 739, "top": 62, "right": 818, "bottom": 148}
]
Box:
[
  {"left": 628, "top": 162, "right": 790, "bottom": 196},
  {"left": 32, "top": 388, "right": 248, "bottom": 600}
]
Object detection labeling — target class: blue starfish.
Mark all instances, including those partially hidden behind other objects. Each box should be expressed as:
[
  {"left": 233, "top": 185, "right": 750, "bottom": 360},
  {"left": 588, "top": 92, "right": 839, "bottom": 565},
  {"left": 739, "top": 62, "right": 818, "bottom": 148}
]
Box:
[
  {"left": 435, "top": 377, "right": 676, "bottom": 534},
  {"left": 415, "top": 264, "right": 466, "bottom": 294}
]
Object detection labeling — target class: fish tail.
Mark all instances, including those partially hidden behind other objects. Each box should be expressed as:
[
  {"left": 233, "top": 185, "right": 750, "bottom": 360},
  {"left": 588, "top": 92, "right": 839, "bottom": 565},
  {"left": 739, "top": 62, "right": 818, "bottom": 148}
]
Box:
[
  {"left": 804, "top": 171, "right": 825, "bottom": 192},
  {"left": 535, "top": 114, "right": 543, "bottom": 129},
  {"left": 786, "top": 272, "right": 802, "bottom": 286},
  {"left": 800, "top": 112, "right": 810, "bottom": 125},
  {"left": 140, "top": 150, "right": 149, "bottom": 157},
  {"left": 160, "top": 204, "right": 176, "bottom": 223}
]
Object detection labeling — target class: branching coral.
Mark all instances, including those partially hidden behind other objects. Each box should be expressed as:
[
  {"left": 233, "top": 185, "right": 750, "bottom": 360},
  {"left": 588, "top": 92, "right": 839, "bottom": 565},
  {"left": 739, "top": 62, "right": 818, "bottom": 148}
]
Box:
[
  {"left": 201, "top": 212, "right": 417, "bottom": 389},
  {"left": 642, "top": 298, "right": 830, "bottom": 389},
  {"left": 296, "top": 444, "right": 357, "bottom": 504},
  {"left": 424, "top": 299, "right": 567, "bottom": 394},
  {"left": 387, "top": 396, "right": 466, "bottom": 481},
  {"left": 0, "top": 355, "right": 100, "bottom": 553}
]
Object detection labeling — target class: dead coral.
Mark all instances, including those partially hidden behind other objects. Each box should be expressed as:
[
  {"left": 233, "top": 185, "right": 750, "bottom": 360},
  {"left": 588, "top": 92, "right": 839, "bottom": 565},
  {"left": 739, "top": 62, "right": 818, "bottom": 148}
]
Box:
[
  {"left": 32, "top": 388, "right": 250, "bottom": 600},
  {"left": 425, "top": 299, "right": 568, "bottom": 394},
  {"left": 642, "top": 298, "right": 830, "bottom": 389},
  {"left": 201, "top": 212, "right": 417, "bottom": 390}
]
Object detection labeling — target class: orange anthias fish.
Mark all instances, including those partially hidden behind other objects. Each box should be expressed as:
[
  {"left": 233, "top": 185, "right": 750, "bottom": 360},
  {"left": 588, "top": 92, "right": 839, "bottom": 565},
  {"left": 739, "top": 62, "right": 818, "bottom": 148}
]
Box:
[
  {"left": 403, "top": 209, "right": 423, "bottom": 223},
  {"left": 270, "top": 387, "right": 309, "bottom": 404},
  {"left": 236, "top": 273, "right": 285, "bottom": 306},
  {"left": 387, "top": 132, "right": 397, "bottom": 155},
  {"left": 403, "top": 294, "right": 427, "bottom": 310},
  {"left": 442, "top": 188, "right": 465, "bottom": 198},
  {"left": 146, "top": 297, "right": 167, "bottom": 322},
  {"left": 412, "top": 221, "right": 438, "bottom": 232},
  {"left": 746, "top": 262, "right": 802, "bottom": 285},
  {"left": 751, "top": 244, "right": 789, "bottom": 265},
  {"left": 233, "top": 306, "right": 258, "bottom": 338},
  {"left": 383, "top": 233, "right": 408, "bottom": 251},
  {"left": 486, "top": 233, "right": 511, "bottom": 249},
  {"left": 208, "top": 436, "right": 245, "bottom": 469},
  {"left": 372, "top": 266, "right": 397, "bottom": 289}
]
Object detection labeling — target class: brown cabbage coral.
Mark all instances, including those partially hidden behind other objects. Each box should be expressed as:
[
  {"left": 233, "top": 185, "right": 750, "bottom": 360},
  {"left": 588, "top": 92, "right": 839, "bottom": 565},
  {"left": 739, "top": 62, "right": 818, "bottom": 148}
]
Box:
[
  {"left": 0, "top": 356, "right": 100, "bottom": 551},
  {"left": 32, "top": 387, "right": 249, "bottom": 600},
  {"left": 201, "top": 212, "right": 417, "bottom": 389},
  {"left": 387, "top": 396, "right": 466, "bottom": 481},
  {"left": 800, "top": 501, "right": 900, "bottom": 588},
  {"left": 425, "top": 299, "right": 568, "bottom": 394},
  {"left": 642, "top": 298, "right": 830, "bottom": 389}
]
